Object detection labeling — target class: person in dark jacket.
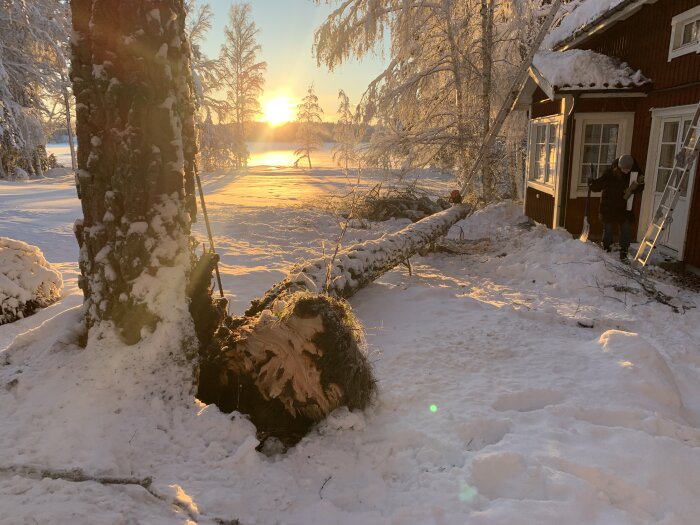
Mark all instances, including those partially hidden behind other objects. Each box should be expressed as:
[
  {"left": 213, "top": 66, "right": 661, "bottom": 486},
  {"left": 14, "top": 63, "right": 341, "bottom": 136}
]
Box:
[{"left": 589, "top": 154, "right": 645, "bottom": 259}]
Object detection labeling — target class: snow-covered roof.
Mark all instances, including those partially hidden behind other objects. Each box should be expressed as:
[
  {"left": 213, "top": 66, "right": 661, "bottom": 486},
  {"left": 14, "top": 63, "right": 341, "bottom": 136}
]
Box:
[
  {"left": 532, "top": 49, "right": 651, "bottom": 97},
  {"left": 544, "top": 0, "right": 653, "bottom": 51}
]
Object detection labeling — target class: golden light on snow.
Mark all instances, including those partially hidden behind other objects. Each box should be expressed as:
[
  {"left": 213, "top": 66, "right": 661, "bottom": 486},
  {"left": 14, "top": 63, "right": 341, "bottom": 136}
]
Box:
[
  {"left": 248, "top": 149, "right": 296, "bottom": 167},
  {"left": 263, "top": 96, "right": 295, "bottom": 126},
  {"left": 618, "top": 360, "right": 635, "bottom": 368}
]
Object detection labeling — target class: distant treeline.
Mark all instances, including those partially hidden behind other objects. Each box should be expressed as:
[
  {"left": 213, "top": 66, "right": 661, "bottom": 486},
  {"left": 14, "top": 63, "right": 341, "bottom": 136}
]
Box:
[
  {"left": 50, "top": 122, "right": 375, "bottom": 145},
  {"left": 245, "top": 122, "right": 373, "bottom": 143}
]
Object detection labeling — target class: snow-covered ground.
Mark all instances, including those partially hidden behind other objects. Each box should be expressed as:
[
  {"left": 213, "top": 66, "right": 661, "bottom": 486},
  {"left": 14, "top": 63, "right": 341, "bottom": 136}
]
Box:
[{"left": 1, "top": 150, "right": 700, "bottom": 525}]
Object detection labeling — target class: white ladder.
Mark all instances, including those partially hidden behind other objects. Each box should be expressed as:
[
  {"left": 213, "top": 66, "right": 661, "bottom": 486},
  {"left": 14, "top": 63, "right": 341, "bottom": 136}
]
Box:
[{"left": 634, "top": 102, "right": 700, "bottom": 266}]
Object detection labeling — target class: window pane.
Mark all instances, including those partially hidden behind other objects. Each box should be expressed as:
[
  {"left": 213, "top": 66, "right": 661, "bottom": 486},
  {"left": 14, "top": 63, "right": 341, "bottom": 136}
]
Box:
[
  {"left": 682, "top": 119, "right": 692, "bottom": 143},
  {"left": 682, "top": 19, "right": 700, "bottom": 45},
  {"left": 548, "top": 124, "right": 557, "bottom": 145},
  {"left": 682, "top": 22, "right": 694, "bottom": 45},
  {"left": 536, "top": 125, "right": 546, "bottom": 144},
  {"left": 584, "top": 123, "right": 601, "bottom": 143},
  {"left": 601, "top": 124, "right": 619, "bottom": 145},
  {"left": 600, "top": 144, "right": 617, "bottom": 165},
  {"left": 534, "top": 143, "right": 545, "bottom": 180},
  {"left": 656, "top": 168, "right": 671, "bottom": 192},
  {"left": 583, "top": 145, "right": 599, "bottom": 164},
  {"left": 662, "top": 121, "right": 679, "bottom": 143},
  {"left": 546, "top": 144, "right": 557, "bottom": 182},
  {"left": 659, "top": 144, "right": 676, "bottom": 168},
  {"left": 581, "top": 164, "right": 596, "bottom": 184}
]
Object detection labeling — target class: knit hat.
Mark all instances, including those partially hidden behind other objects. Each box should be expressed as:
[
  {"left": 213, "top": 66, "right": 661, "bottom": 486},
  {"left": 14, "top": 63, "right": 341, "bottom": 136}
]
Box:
[{"left": 619, "top": 154, "right": 634, "bottom": 171}]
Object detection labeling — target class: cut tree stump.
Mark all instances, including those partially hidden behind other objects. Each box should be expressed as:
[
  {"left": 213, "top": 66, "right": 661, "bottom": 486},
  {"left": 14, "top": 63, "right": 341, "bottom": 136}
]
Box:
[{"left": 197, "top": 203, "right": 472, "bottom": 444}]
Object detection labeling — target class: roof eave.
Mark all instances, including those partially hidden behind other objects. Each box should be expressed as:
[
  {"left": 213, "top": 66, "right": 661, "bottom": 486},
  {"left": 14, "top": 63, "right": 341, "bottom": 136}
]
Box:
[
  {"left": 554, "top": 0, "right": 658, "bottom": 51},
  {"left": 552, "top": 84, "right": 653, "bottom": 95}
]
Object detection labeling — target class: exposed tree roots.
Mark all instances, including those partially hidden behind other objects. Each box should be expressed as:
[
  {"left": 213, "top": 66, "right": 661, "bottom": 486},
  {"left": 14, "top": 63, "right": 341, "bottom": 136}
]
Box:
[{"left": 198, "top": 292, "right": 376, "bottom": 445}]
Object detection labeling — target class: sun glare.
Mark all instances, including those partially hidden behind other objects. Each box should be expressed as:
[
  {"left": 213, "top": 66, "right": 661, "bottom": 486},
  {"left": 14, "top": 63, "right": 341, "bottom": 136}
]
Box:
[{"left": 263, "top": 97, "right": 294, "bottom": 127}]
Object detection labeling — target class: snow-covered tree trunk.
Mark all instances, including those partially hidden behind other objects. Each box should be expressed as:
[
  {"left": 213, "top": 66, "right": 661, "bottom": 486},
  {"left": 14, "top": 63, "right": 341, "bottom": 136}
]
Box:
[
  {"left": 71, "top": 0, "right": 199, "bottom": 344},
  {"left": 480, "top": 0, "right": 495, "bottom": 201},
  {"left": 61, "top": 80, "right": 77, "bottom": 172},
  {"left": 253, "top": 203, "right": 473, "bottom": 312}
]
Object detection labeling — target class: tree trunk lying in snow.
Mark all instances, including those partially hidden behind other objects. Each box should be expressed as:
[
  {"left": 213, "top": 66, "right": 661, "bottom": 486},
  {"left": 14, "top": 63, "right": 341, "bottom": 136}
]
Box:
[
  {"left": 197, "top": 204, "right": 472, "bottom": 444},
  {"left": 248, "top": 203, "right": 473, "bottom": 314}
]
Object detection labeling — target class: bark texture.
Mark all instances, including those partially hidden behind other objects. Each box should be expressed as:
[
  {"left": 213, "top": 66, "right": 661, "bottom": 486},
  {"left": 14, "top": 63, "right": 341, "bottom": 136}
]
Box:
[{"left": 70, "top": 0, "right": 199, "bottom": 342}]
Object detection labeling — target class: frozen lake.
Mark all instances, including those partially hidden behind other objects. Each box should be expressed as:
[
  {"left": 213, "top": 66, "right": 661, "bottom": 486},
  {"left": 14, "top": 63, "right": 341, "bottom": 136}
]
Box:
[{"left": 48, "top": 142, "right": 353, "bottom": 170}]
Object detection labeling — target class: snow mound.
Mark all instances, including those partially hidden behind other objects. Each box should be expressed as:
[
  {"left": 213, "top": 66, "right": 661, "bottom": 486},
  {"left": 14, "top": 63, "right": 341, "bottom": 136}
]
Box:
[
  {"left": 598, "top": 330, "right": 684, "bottom": 414},
  {"left": 0, "top": 237, "right": 63, "bottom": 325}
]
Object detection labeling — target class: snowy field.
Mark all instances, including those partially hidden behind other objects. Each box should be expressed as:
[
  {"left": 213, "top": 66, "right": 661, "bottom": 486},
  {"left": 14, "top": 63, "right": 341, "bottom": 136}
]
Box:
[{"left": 1, "top": 146, "right": 700, "bottom": 524}]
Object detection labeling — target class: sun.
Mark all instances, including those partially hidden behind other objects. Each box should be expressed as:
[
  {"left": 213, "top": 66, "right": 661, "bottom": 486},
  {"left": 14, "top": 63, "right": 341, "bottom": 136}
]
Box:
[{"left": 263, "top": 97, "right": 294, "bottom": 127}]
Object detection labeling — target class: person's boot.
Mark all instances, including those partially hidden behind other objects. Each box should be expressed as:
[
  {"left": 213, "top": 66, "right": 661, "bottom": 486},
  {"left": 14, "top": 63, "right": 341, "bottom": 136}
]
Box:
[
  {"left": 619, "top": 248, "right": 628, "bottom": 260},
  {"left": 604, "top": 245, "right": 612, "bottom": 253}
]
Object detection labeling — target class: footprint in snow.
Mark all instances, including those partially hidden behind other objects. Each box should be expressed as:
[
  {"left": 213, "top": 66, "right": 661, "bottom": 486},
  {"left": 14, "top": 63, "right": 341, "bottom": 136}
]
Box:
[{"left": 456, "top": 418, "right": 511, "bottom": 451}]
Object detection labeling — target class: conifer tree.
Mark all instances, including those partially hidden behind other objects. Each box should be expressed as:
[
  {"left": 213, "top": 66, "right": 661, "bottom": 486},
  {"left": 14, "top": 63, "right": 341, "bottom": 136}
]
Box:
[
  {"left": 332, "top": 90, "right": 358, "bottom": 171},
  {"left": 294, "top": 85, "right": 324, "bottom": 169}
]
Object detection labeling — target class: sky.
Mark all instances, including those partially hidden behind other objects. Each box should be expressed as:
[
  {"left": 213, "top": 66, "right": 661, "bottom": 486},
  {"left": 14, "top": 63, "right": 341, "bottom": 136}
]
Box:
[{"left": 197, "top": 0, "right": 388, "bottom": 123}]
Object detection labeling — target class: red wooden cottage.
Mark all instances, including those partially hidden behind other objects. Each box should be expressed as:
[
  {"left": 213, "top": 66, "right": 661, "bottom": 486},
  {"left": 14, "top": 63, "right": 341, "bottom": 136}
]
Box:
[{"left": 516, "top": 0, "right": 700, "bottom": 267}]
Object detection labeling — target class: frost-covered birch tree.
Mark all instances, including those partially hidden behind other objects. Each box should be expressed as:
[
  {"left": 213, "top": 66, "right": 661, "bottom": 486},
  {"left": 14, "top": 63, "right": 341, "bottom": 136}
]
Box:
[
  {"left": 294, "top": 84, "right": 324, "bottom": 169},
  {"left": 70, "top": 0, "right": 202, "bottom": 344},
  {"left": 0, "top": 0, "right": 71, "bottom": 179},
  {"left": 314, "top": 0, "right": 549, "bottom": 201},
  {"left": 220, "top": 3, "right": 266, "bottom": 168},
  {"left": 186, "top": 2, "right": 232, "bottom": 171}
]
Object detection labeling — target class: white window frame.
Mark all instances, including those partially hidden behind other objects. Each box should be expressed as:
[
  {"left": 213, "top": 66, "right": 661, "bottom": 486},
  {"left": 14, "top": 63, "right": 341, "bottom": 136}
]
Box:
[
  {"left": 668, "top": 5, "right": 700, "bottom": 61},
  {"left": 569, "top": 112, "right": 635, "bottom": 198},
  {"left": 526, "top": 115, "right": 563, "bottom": 196}
]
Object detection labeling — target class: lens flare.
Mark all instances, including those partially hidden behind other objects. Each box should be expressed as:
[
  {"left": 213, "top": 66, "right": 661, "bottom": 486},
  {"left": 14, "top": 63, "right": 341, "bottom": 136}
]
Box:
[{"left": 430, "top": 404, "right": 438, "bottom": 413}]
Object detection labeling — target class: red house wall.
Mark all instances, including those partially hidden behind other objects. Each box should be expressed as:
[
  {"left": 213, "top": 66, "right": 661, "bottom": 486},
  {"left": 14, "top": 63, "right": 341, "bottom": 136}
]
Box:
[
  {"left": 566, "top": 0, "right": 700, "bottom": 265},
  {"left": 525, "top": 187, "right": 555, "bottom": 227}
]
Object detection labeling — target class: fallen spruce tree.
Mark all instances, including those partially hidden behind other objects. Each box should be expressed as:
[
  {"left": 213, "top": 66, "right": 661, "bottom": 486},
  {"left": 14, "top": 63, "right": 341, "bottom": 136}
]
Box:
[{"left": 196, "top": 203, "right": 473, "bottom": 444}]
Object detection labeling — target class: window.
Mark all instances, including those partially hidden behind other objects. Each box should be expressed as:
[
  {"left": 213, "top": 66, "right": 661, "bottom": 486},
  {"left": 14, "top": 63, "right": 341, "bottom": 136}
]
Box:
[
  {"left": 681, "top": 19, "right": 700, "bottom": 47},
  {"left": 570, "top": 113, "right": 634, "bottom": 196},
  {"left": 529, "top": 120, "right": 560, "bottom": 186},
  {"left": 669, "top": 6, "right": 700, "bottom": 60},
  {"left": 580, "top": 123, "right": 619, "bottom": 184},
  {"left": 655, "top": 118, "right": 693, "bottom": 196}
]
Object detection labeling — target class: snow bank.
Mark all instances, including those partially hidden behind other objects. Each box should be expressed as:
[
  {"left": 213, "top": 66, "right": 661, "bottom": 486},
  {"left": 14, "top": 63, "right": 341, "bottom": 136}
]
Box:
[
  {"left": 0, "top": 237, "right": 63, "bottom": 325},
  {"left": 534, "top": 49, "right": 650, "bottom": 91}
]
